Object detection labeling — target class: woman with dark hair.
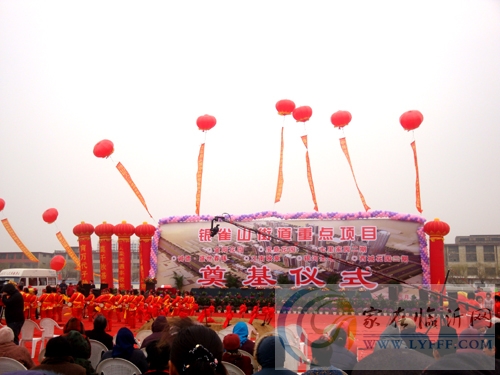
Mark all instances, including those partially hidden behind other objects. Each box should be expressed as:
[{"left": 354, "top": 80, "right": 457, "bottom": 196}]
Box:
[
  {"left": 85, "top": 314, "right": 113, "bottom": 350},
  {"left": 169, "top": 324, "right": 227, "bottom": 375},
  {"left": 64, "top": 330, "right": 96, "bottom": 375},
  {"left": 64, "top": 317, "right": 86, "bottom": 334},
  {"left": 100, "top": 327, "right": 148, "bottom": 373}
]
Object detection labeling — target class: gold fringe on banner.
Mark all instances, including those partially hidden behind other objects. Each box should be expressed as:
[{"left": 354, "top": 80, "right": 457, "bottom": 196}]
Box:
[
  {"left": 274, "top": 127, "right": 285, "bottom": 203},
  {"left": 56, "top": 231, "right": 81, "bottom": 267},
  {"left": 301, "top": 135, "right": 319, "bottom": 211},
  {"left": 195, "top": 143, "right": 205, "bottom": 216},
  {"left": 339, "top": 137, "right": 370, "bottom": 212},
  {"left": 1, "top": 219, "right": 39, "bottom": 262},
  {"left": 116, "top": 162, "right": 153, "bottom": 218},
  {"left": 411, "top": 141, "right": 423, "bottom": 213}
]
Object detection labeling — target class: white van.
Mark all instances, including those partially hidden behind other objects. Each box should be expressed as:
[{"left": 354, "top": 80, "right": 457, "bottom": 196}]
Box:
[{"left": 0, "top": 268, "right": 57, "bottom": 296}]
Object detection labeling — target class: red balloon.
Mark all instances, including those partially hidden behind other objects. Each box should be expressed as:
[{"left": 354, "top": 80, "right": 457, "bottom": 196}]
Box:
[
  {"left": 196, "top": 115, "right": 217, "bottom": 131},
  {"left": 93, "top": 139, "right": 114, "bottom": 158},
  {"left": 0, "top": 198, "right": 5, "bottom": 212},
  {"left": 42, "top": 208, "right": 58, "bottom": 224},
  {"left": 292, "top": 106, "right": 313, "bottom": 122},
  {"left": 330, "top": 111, "right": 352, "bottom": 129},
  {"left": 275, "top": 100, "right": 296, "bottom": 116},
  {"left": 400, "top": 110, "right": 424, "bottom": 131},
  {"left": 50, "top": 255, "right": 66, "bottom": 271}
]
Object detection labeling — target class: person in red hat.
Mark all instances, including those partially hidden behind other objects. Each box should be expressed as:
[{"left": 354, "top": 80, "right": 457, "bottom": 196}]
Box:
[{"left": 222, "top": 333, "right": 253, "bottom": 375}]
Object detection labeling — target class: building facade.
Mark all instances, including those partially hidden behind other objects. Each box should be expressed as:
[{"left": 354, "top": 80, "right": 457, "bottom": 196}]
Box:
[
  {"left": 0, "top": 240, "right": 141, "bottom": 284},
  {"left": 444, "top": 234, "right": 500, "bottom": 284}
]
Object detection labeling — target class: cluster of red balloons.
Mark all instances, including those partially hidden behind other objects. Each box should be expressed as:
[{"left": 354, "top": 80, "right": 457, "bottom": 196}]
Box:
[{"left": 276, "top": 99, "right": 423, "bottom": 132}]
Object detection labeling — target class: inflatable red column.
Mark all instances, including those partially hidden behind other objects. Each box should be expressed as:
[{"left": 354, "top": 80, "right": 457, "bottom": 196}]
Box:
[
  {"left": 114, "top": 221, "right": 135, "bottom": 291},
  {"left": 135, "top": 222, "right": 156, "bottom": 291},
  {"left": 95, "top": 222, "right": 115, "bottom": 289},
  {"left": 73, "top": 222, "right": 95, "bottom": 285},
  {"left": 423, "top": 218, "right": 450, "bottom": 291}
]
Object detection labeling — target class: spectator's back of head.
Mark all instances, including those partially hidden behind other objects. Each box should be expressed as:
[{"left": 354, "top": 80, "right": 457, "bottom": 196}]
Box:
[
  {"left": 353, "top": 348, "right": 434, "bottom": 374},
  {"left": 330, "top": 326, "right": 347, "bottom": 347},
  {"left": 310, "top": 338, "right": 332, "bottom": 367},
  {"left": 45, "top": 336, "right": 73, "bottom": 358},
  {"left": 0, "top": 326, "right": 14, "bottom": 344},
  {"left": 255, "top": 335, "right": 286, "bottom": 369},
  {"left": 93, "top": 314, "right": 107, "bottom": 332},
  {"left": 146, "top": 340, "right": 170, "bottom": 371},
  {"left": 169, "top": 324, "right": 226, "bottom": 375},
  {"left": 64, "top": 317, "right": 85, "bottom": 334},
  {"left": 434, "top": 326, "right": 458, "bottom": 358}
]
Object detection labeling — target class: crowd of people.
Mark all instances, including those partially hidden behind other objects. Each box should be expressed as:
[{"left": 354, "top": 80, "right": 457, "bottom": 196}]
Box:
[{"left": 0, "top": 279, "right": 499, "bottom": 374}]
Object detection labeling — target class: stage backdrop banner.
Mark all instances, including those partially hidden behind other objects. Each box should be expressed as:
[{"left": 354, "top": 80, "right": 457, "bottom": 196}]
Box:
[{"left": 155, "top": 211, "right": 427, "bottom": 291}]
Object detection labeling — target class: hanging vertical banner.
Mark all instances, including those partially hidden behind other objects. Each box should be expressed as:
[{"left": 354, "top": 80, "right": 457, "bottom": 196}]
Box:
[
  {"left": 95, "top": 222, "right": 115, "bottom": 289},
  {"left": 411, "top": 141, "right": 423, "bottom": 213},
  {"left": 274, "top": 127, "right": 285, "bottom": 203},
  {"left": 73, "top": 222, "right": 95, "bottom": 285},
  {"left": 1, "top": 219, "right": 39, "bottom": 262},
  {"left": 114, "top": 221, "right": 135, "bottom": 291},
  {"left": 339, "top": 138, "right": 370, "bottom": 212},
  {"left": 56, "top": 231, "right": 80, "bottom": 268},
  {"left": 116, "top": 162, "right": 153, "bottom": 219},
  {"left": 135, "top": 222, "right": 156, "bottom": 291},
  {"left": 195, "top": 143, "right": 205, "bottom": 216},
  {"left": 301, "top": 135, "right": 319, "bottom": 211}
]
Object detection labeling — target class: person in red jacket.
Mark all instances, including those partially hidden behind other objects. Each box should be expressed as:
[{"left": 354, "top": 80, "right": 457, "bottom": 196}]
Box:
[
  {"left": 38, "top": 286, "right": 56, "bottom": 319},
  {"left": 67, "top": 287, "right": 85, "bottom": 320},
  {"left": 248, "top": 304, "right": 259, "bottom": 325},
  {"left": 84, "top": 289, "right": 96, "bottom": 322},
  {"left": 95, "top": 289, "right": 114, "bottom": 332},
  {"left": 239, "top": 302, "right": 247, "bottom": 318},
  {"left": 223, "top": 303, "right": 234, "bottom": 328}
]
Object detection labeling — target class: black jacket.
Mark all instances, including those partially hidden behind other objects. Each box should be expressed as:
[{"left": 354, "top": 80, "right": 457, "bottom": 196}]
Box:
[{"left": 2, "top": 284, "right": 25, "bottom": 324}]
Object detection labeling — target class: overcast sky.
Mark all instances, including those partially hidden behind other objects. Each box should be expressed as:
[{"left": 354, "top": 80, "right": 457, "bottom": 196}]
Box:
[{"left": 1, "top": 0, "right": 499, "bottom": 256}]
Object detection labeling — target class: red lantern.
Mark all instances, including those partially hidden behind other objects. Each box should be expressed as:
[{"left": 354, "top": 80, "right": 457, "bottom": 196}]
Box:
[
  {"left": 196, "top": 115, "right": 217, "bottom": 131},
  {"left": 73, "top": 221, "right": 95, "bottom": 237},
  {"left": 93, "top": 139, "right": 114, "bottom": 158},
  {"left": 42, "top": 208, "right": 59, "bottom": 224},
  {"left": 399, "top": 110, "right": 423, "bottom": 131},
  {"left": 275, "top": 100, "right": 296, "bottom": 116},
  {"left": 330, "top": 110, "right": 352, "bottom": 129},
  {"left": 50, "top": 255, "right": 66, "bottom": 271},
  {"left": 423, "top": 218, "right": 450, "bottom": 238},
  {"left": 292, "top": 106, "right": 312, "bottom": 122},
  {"left": 0, "top": 198, "right": 5, "bottom": 212}
]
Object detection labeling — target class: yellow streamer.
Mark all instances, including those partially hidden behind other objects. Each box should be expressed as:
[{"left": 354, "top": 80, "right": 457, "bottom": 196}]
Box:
[
  {"left": 116, "top": 162, "right": 153, "bottom": 218},
  {"left": 301, "top": 135, "right": 319, "bottom": 211},
  {"left": 1, "top": 219, "right": 39, "bottom": 262},
  {"left": 274, "top": 127, "right": 284, "bottom": 203},
  {"left": 411, "top": 141, "right": 423, "bottom": 213},
  {"left": 339, "top": 138, "right": 370, "bottom": 212},
  {"left": 195, "top": 143, "right": 205, "bottom": 216},
  {"left": 56, "top": 231, "right": 81, "bottom": 268}
]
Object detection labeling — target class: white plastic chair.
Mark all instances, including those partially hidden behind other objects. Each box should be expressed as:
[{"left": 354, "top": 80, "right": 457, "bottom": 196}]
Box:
[
  {"left": 222, "top": 361, "right": 246, "bottom": 375},
  {"left": 39, "top": 318, "right": 63, "bottom": 351},
  {"left": 0, "top": 357, "right": 27, "bottom": 373},
  {"left": 95, "top": 357, "right": 142, "bottom": 375},
  {"left": 283, "top": 344, "right": 310, "bottom": 372},
  {"left": 89, "top": 339, "right": 108, "bottom": 369},
  {"left": 239, "top": 349, "right": 258, "bottom": 373},
  {"left": 19, "top": 319, "right": 44, "bottom": 358},
  {"left": 135, "top": 329, "right": 152, "bottom": 346}
]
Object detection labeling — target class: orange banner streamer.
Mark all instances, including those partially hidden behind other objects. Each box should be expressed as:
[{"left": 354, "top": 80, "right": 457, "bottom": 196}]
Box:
[
  {"left": 195, "top": 143, "right": 205, "bottom": 216},
  {"left": 274, "top": 127, "right": 284, "bottom": 203},
  {"left": 339, "top": 138, "right": 370, "bottom": 212},
  {"left": 1, "top": 219, "right": 39, "bottom": 262},
  {"left": 300, "top": 135, "right": 319, "bottom": 211},
  {"left": 116, "top": 162, "right": 153, "bottom": 218},
  {"left": 411, "top": 140, "right": 423, "bottom": 213},
  {"left": 56, "top": 231, "right": 81, "bottom": 268}
]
